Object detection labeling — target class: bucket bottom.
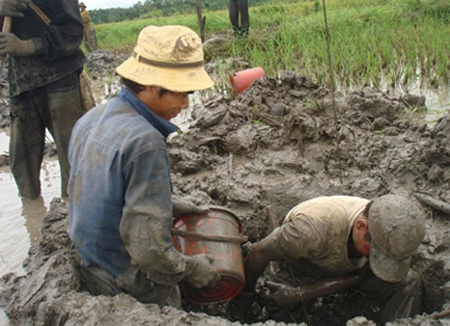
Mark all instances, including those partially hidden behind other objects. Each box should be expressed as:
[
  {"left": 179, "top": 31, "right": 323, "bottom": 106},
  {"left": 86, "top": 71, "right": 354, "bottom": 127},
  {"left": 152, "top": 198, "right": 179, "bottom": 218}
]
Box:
[{"left": 180, "top": 272, "right": 244, "bottom": 305}]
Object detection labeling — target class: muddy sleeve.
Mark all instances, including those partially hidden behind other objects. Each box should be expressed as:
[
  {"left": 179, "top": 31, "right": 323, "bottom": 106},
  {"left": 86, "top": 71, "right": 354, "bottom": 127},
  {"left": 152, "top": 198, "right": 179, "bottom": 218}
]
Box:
[
  {"left": 31, "top": 0, "right": 84, "bottom": 60},
  {"left": 120, "top": 148, "right": 190, "bottom": 286},
  {"left": 272, "top": 214, "right": 328, "bottom": 260}
]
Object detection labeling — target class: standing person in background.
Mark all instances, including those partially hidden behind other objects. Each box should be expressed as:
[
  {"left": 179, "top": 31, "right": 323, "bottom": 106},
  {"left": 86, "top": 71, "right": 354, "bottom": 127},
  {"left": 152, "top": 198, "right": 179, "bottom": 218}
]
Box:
[
  {"left": 79, "top": 2, "right": 97, "bottom": 52},
  {"left": 229, "top": 0, "right": 249, "bottom": 37},
  {"left": 0, "top": 0, "right": 86, "bottom": 199}
]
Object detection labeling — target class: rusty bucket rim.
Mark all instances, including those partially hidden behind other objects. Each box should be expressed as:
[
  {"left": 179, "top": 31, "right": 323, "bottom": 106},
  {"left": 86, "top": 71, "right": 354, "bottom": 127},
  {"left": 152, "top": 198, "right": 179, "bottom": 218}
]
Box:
[{"left": 172, "top": 206, "right": 248, "bottom": 243}]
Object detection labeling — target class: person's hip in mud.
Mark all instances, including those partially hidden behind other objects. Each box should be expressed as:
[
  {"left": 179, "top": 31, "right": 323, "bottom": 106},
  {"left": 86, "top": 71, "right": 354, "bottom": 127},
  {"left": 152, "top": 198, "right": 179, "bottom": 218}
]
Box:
[{"left": 242, "top": 195, "right": 426, "bottom": 323}]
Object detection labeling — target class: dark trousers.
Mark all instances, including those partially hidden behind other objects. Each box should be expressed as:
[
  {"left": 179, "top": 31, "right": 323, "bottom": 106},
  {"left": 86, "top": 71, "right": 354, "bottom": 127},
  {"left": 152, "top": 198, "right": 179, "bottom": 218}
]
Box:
[
  {"left": 9, "top": 72, "right": 84, "bottom": 199},
  {"left": 355, "top": 270, "right": 423, "bottom": 323},
  {"left": 83, "top": 29, "right": 98, "bottom": 53},
  {"left": 229, "top": 0, "right": 249, "bottom": 36}
]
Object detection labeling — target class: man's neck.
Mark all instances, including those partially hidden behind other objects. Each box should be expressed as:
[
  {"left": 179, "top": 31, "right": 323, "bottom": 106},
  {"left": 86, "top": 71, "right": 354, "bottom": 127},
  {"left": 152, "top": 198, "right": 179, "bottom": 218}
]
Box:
[{"left": 347, "top": 233, "right": 362, "bottom": 258}]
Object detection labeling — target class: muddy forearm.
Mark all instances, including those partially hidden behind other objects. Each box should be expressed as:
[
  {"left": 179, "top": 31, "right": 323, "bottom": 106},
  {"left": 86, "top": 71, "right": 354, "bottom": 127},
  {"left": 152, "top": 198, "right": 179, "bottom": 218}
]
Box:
[
  {"left": 302, "top": 275, "right": 364, "bottom": 301},
  {"left": 244, "top": 246, "right": 269, "bottom": 290},
  {"left": 244, "top": 237, "right": 283, "bottom": 290}
]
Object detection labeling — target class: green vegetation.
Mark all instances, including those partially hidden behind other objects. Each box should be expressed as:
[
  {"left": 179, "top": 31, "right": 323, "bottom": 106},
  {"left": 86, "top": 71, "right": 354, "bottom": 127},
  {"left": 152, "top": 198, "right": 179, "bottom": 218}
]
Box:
[
  {"left": 95, "top": 0, "right": 449, "bottom": 90},
  {"left": 90, "top": 0, "right": 302, "bottom": 24}
]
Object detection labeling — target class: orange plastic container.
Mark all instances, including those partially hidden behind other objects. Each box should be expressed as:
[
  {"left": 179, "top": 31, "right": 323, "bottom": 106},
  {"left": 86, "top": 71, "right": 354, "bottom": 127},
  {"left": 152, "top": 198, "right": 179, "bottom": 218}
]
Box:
[
  {"left": 230, "top": 67, "right": 265, "bottom": 98},
  {"left": 172, "top": 206, "right": 248, "bottom": 304}
]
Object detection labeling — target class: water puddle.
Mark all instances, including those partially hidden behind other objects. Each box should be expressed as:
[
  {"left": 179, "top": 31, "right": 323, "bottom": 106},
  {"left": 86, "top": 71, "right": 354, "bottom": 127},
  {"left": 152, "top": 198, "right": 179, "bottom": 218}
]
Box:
[
  {"left": 0, "top": 131, "right": 8, "bottom": 153},
  {"left": 0, "top": 131, "right": 61, "bottom": 278}
]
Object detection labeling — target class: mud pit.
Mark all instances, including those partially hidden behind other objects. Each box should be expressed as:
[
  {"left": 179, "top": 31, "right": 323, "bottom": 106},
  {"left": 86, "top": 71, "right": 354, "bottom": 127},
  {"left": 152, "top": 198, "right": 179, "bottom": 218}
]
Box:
[{"left": 0, "top": 53, "right": 449, "bottom": 325}]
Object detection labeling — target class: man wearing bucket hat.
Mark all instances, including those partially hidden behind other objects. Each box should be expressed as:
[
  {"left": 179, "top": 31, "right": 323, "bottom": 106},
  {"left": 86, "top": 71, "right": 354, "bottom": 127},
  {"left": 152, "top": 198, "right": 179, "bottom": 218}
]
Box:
[
  {"left": 67, "top": 25, "right": 220, "bottom": 307},
  {"left": 243, "top": 195, "right": 426, "bottom": 322}
]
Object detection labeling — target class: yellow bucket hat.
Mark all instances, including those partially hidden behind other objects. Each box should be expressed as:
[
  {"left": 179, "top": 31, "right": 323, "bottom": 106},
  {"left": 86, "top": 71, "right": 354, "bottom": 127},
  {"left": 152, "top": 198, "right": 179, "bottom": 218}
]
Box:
[{"left": 116, "top": 25, "right": 214, "bottom": 93}]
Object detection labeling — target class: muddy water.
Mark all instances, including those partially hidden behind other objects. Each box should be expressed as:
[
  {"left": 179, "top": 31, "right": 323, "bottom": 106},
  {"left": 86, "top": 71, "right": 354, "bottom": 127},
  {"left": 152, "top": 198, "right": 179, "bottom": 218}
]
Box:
[
  {"left": 0, "top": 131, "right": 63, "bottom": 326},
  {"left": 399, "top": 83, "right": 449, "bottom": 125},
  {"left": 0, "top": 131, "right": 61, "bottom": 277}
]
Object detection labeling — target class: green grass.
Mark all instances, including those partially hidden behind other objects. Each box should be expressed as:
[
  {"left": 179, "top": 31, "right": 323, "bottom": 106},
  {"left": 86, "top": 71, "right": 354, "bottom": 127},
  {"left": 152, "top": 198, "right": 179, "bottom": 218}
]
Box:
[{"left": 94, "top": 0, "right": 449, "bottom": 90}]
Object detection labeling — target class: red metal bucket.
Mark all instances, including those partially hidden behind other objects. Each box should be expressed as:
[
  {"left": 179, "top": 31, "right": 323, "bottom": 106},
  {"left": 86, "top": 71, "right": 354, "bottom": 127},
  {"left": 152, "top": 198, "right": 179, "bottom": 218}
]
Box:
[{"left": 172, "top": 206, "right": 248, "bottom": 304}]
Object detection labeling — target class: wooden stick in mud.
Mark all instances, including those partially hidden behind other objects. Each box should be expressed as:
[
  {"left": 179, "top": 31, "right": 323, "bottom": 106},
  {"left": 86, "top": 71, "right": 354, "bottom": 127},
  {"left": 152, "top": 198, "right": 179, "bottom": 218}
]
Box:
[
  {"left": 2, "top": 16, "right": 12, "bottom": 33},
  {"left": 432, "top": 308, "right": 450, "bottom": 319},
  {"left": 266, "top": 206, "right": 279, "bottom": 230},
  {"left": 413, "top": 192, "right": 450, "bottom": 215}
]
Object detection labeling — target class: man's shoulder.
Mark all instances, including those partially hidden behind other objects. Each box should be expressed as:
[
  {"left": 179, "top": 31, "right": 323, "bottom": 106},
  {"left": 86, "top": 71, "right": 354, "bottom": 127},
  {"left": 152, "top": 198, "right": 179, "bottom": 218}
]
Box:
[
  {"left": 105, "top": 99, "right": 167, "bottom": 149},
  {"left": 286, "top": 196, "right": 369, "bottom": 225},
  {"left": 74, "top": 100, "right": 157, "bottom": 141}
]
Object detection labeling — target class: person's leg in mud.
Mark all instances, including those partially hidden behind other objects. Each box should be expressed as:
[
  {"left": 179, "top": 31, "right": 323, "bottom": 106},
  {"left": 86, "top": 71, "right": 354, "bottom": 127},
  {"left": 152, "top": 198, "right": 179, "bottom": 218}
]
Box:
[
  {"left": 229, "top": 0, "right": 241, "bottom": 37},
  {"left": 355, "top": 269, "right": 423, "bottom": 323},
  {"left": 83, "top": 32, "right": 92, "bottom": 53},
  {"left": 80, "top": 265, "right": 181, "bottom": 308},
  {"left": 9, "top": 90, "right": 46, "bottom": 199},
  {"left": 21, "top": 196, "right": 47, "bottom": 243},
  {"left": 86, "top": 30, "right": 97, "bottom": 52},
  {"left": 92, "top": 30, "right": 98, "bottom": 51},
  {"left": 237, "top": 0, "right": 249, "bottom": 36},
  {"left": 45, "top": 72, "right": 84, "bottom": 198}
]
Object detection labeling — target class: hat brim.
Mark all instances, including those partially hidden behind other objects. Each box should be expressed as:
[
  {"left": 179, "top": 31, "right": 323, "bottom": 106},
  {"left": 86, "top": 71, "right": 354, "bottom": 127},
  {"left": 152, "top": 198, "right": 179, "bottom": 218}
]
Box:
[
  {"left": 369, "top": 241, "right": 410, "bottom": 283},
  {"left": 116, "top": 56, "right": 214, "bottom": 93}
]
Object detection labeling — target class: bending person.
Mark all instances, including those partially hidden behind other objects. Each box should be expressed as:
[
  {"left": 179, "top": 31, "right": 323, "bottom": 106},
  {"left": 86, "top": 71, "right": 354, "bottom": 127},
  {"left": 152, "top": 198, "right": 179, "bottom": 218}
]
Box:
[{"left": 244, "top": 195, "right": 426, "bottom": 323}]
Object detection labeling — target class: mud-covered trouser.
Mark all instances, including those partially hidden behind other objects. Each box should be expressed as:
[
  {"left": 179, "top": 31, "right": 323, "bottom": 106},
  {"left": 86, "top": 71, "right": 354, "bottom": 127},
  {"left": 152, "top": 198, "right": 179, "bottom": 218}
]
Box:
[
  {"left": 83, "top": 29, "right": 98, "bottom": 53},
  {"left": 355, "top": 269, "right": 423, "bottom": 323},
  {"left": 9, "top": 72, "right": 84, "bottom": 199},
  {"left": 229, "top": 0, "right": 249, "bottom": 36},
  {"left": 80, "top": 265, "right": 182, "bottom": 308}
]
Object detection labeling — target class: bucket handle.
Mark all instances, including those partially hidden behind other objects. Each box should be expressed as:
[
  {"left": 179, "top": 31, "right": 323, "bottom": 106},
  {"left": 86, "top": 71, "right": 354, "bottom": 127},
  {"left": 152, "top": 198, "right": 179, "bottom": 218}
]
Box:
[{"left": 172, "top": 229, "right": 248, "bottom": 243}]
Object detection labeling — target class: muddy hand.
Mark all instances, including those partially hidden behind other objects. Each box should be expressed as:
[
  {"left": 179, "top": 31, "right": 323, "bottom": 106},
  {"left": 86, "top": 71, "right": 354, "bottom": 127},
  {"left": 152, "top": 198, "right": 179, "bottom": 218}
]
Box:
[
  {"left": 262, "top": 281, "right": 306, "bottom": 307},
  {"left": 172, "top": 197, "right": 208, "bottom": 217},
  {"left": 0, "top": 0, "right": 29, "bottom": 17},
  {"left": 184, "top": 254, "right": 220, "bottom": 289},
  {"left": 0, "top": 33, "right": 35, "bottom": 56}
]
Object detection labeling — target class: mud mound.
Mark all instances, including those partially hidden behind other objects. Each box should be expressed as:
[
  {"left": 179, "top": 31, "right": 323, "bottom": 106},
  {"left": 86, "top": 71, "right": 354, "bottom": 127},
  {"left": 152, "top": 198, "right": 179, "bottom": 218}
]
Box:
[
  {"left": 168, "top": 72, "right": 450, "bottom": 324},
  {"left": 0, "top": 72, "right": 449, "bottom": 325}
]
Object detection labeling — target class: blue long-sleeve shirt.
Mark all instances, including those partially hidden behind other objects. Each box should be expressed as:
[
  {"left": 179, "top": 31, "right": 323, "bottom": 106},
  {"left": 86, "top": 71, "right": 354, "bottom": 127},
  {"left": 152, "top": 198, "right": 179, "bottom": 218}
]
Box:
[{"left": 68, "top": 87, "right": 190, "bottom": 284}]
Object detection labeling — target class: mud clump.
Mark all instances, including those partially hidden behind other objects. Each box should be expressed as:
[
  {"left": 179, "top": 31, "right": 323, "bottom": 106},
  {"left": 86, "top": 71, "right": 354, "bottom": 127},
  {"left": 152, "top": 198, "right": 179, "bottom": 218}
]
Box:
[{"left": 0, "top": 70, "right": 449, "bottom": 326}]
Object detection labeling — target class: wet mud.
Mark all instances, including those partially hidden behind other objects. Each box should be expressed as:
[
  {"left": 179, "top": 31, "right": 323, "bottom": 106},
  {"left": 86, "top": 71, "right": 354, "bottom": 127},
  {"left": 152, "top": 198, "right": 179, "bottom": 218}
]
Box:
[{"left": 0, "top": 53, "right": 449, "bottom": 325}]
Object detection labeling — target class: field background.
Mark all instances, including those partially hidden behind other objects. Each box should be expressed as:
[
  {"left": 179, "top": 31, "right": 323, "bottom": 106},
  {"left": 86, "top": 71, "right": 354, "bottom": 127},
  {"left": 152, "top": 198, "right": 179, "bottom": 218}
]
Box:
[{"left": 92, "top": 0, "right": 449, "bottom": 116}]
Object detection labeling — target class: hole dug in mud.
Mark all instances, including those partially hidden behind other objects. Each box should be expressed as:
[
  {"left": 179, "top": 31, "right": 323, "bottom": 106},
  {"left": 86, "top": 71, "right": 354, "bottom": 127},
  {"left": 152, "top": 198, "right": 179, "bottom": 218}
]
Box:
[{"left": 182, "top": 246, "right": 450, "bottom": 326}]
